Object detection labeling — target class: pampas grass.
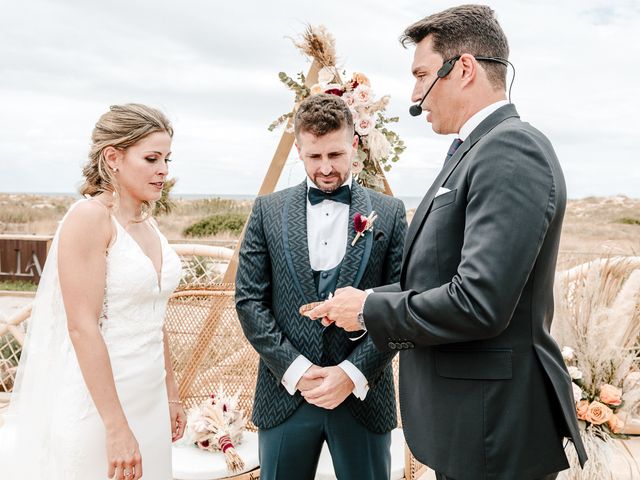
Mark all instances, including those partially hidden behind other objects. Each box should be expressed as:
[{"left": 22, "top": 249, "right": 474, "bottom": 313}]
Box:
[
  {"left": 553, "top": 257, "right": 640, "bottom": 397},
  {"left": 290, "top": 24, "right": 337, "bottom": 68}
]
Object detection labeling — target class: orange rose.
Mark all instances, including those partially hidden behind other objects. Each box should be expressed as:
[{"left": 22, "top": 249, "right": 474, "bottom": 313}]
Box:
[
  {"left": 576, "top": 400, "right": 590, "bottom": 421},
  {"left": 608, "top": 414, "right": 625, "bottom": 433},
  {"left": 599, "top": 384, "right": 622, "bottom": 406},
  {"left": 353, "top": 72, "right": 371, "bottom": 87},
  {"left": 586, "top": 401, "right": 613, "bottom": 425}
]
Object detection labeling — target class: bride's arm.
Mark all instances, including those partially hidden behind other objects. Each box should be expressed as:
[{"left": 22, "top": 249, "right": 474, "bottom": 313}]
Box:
[
  {"left": 58, "top": 201, "right": 143, "bottom": 480},
  {"left": 163, "top": 326, "right": 186, "bottom": 441}
]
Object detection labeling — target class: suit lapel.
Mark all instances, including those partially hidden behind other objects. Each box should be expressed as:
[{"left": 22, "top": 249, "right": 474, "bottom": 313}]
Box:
[
  {"left": 402, "top": 104, "right": 521, "bottom": 270},
  {"left": 336, "top": 182, "right": 373, "bottom": 290},
  {"left": 281, "top": 181, "right": 317, "bottom": 304}
]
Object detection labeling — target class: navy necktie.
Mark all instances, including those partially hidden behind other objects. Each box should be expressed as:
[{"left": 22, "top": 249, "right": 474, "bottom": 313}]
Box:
[
  {"left": 445, "top": 138, "right": 464, "bottom": 163},
  {"left": 308, "top": 185, "right": 351, "bottom": 206}
]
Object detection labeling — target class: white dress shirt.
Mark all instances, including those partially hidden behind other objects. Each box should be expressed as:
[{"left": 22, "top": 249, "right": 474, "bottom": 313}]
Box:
[
  {"left": 280, "top": 176, "right": 369, "bottom": 400},
  {"left": 458, "top": 100, "right": 509, "bottom": 140}
]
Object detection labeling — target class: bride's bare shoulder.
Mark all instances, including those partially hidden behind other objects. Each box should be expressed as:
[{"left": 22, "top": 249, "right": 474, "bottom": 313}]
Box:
[{"left": 60, "top": 198, "right": 113, "bottom": 242}]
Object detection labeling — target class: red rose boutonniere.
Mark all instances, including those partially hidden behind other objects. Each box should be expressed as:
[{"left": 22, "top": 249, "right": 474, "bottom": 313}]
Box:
[{"left": 352, "top": 211, "right": 378, "bottom": 246}]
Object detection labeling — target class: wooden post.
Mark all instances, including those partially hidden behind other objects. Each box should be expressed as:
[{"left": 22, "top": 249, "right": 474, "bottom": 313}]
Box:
[{"left": 222, "top": 60, "right": 321, "bottom": 283}]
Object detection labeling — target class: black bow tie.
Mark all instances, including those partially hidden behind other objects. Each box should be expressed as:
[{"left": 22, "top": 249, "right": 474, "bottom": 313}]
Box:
[{"left": 308, "top": 185, "right": 351, "bottom": 206}]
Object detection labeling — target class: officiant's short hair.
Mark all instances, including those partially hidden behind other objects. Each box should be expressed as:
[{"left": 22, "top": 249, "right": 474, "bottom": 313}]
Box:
[
  {"left": 401, "top": 4, "right": 509, "bottom": 90},
  {"left": 294, "top": 94, "right": 354, "bottom": 141}
]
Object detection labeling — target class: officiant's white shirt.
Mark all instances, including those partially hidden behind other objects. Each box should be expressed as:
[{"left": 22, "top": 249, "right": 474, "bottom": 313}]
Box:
[
  {"left": 458, "top": 100, "right": 508, "bottom": 140},
  {"left": 280, "top": 176, "right": 369, "bottom": 400}
]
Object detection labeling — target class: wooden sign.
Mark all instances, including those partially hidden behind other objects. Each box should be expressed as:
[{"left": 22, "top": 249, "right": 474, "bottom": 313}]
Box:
[{"left": 0, "top": 235, "right": 52, "bottom": 284}]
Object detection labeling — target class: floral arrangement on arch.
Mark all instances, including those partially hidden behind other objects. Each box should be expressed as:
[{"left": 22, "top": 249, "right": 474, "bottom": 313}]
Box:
[
  {"left": 268, "top": 25, "right": 405, "bottom": 193},
  {"left": 185, "top": 386, "right": 248, "bottom": 473}
]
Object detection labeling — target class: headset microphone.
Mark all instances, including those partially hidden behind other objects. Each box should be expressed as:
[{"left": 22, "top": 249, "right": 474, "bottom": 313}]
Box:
[
  {"left": 409, "top": 56, "right": 459, "bottom": 117},
  {"left": 409, "top": 55, "right": 515, "bottom": 117}
]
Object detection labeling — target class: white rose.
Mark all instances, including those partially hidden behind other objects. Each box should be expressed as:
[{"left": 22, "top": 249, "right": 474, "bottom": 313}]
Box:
[
  {"left": 351, "top": 158, "right": 364, "bottom": 174},
  {"left": 367, "top": 129, "right": 392, "bottom": 162},
  {"left": 561, "top": 346, "right": 575, "bottom": 362},
  {"left": 354, "top": 84, "right": 372, "bottom": 105},
  {"left": 354, "top": 115, "right": 373, "bottom": 136},
  {"left": 568, "top": 366, "right": 583, "bottom": 380},
  {"left": 572, "top": 383, "right": 583, "bottom": 403},
  {"left": 318, "top": 66, "right": 335, "bottom": 84},
  {"left": 342, "top": 92, "right": 356, "bottom": 108}
]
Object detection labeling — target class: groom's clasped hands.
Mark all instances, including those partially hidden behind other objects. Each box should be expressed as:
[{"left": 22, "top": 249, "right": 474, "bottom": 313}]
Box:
[{"left": 296, "top": 364, "right": 355, "bottom": 410}]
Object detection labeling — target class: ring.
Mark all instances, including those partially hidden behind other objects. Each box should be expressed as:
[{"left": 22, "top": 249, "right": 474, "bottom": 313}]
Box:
[{"left": 124, "top": 469, "right": 132, "bottom": 477}]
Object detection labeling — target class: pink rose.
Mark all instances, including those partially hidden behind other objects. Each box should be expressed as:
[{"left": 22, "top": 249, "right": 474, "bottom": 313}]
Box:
[
  {"left": 599, "top": 384, "right": 622, "bottom": 406},
  {"left": 586, "top": 401, "right": 613, "bottom": 425},
  {"left": 351, "top": 159, "right": 364, "bottom": 174},
  {"left": 355, "top": 116, "right": 373, "bottom": 136}
]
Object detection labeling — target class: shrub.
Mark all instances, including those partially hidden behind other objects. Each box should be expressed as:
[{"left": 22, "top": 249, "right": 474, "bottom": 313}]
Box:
[
  {"left": 618, "top": 217, "right": 640, "bottom": 225},
  {"left": 183, "top": 213, "right": 247, "bottom": 237}
]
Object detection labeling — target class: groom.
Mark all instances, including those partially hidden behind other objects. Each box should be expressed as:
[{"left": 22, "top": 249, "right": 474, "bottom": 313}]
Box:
[
  {"left": 235, "top": 94, "right": 407, "bottom": 479},
  {"left": 308, "top": 5, "right": 588, "bottom": 480}
]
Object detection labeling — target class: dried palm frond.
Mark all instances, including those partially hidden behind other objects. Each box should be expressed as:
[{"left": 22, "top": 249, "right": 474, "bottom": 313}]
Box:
[{"left": 290, "top": 24, "right": 337, "bottom": 68}]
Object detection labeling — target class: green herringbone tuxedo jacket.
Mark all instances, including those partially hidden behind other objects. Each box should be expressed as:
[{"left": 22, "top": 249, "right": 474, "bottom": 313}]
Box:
[{"left": 235, "top": 180, "right": 406, "bottom": 433}]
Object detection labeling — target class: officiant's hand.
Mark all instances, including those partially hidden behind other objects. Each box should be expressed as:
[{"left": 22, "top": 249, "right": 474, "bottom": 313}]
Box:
[
  {"left": 300, "top": 366, "right": 355, "bottom": 409},
  {"left": 296, "top": 365, "right": 323, "bottom": 392},
  {"left": 307, "top": 287, "right": 367, "bottom": 332}
]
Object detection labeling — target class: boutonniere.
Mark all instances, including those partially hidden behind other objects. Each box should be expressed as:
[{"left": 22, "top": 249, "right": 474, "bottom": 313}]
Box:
[{"left": 352, "top": 211, "right": 378, "bottom": 246}]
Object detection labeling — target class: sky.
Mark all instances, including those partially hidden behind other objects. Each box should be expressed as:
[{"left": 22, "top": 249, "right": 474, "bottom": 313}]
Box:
[{"left": 0, "top": 0, "right": 638, "bottom": 199}]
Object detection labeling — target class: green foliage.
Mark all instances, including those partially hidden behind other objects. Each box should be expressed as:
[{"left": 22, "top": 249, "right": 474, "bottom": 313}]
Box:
[
  {"left": 183, "top": 213, "right": 248, "bottom": 237},
  {"left": 154, "top": 177, "right": 177, "bottom": 217},
  {"left": 0, "top": 280, "right": 37, "bottom": 291},
  {"left": 618, "top": 217, "right": 640, "bottom": 225}
]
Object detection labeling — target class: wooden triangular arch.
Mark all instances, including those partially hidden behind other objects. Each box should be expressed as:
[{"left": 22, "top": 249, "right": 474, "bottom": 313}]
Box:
[{"left": 222, "top": 60, "right": 394, "bottom": 283}]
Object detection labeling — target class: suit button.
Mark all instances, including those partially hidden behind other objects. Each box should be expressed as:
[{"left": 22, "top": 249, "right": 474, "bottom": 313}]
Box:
[
  {"left": 388, "top": 342, "right": 397, "bottom": 350},
  {"left": 320, "top": 293, "right": 326, "bottom": 299},
  {"left": 321, "top": 272, "right": 328, "bottom": 278}
]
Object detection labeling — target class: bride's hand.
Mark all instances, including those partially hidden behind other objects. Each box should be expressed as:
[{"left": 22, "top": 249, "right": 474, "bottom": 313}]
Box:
[
  {"left": 170, "top": 401, "right": 187, "bottom": 442},
  {"left": 106, "top": 426, "right": 143, "bottom": 480}
]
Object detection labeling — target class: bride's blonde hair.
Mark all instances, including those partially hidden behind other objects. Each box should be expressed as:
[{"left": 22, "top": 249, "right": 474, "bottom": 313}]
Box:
[{"left": 80, "top": 103, "right": 173, "bottom": 214}]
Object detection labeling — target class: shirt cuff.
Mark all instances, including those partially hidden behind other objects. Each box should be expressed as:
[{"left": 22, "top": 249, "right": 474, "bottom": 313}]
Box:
[
  {"left": 281, "top": 355, "right": 313, "bottom": 395},
  {"left": 339, "top": 360, "right": 369, "bottom": 400}
]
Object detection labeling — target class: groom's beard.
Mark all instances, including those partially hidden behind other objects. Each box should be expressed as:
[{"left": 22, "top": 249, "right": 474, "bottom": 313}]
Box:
[{"left": 312, "top": 171, "right": 350, "bottom": 192}]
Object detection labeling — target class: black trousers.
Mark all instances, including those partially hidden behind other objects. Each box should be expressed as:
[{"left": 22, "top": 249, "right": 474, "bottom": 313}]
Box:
[{"left": 435, "top": 473, "right": 559, "bottom": 480}]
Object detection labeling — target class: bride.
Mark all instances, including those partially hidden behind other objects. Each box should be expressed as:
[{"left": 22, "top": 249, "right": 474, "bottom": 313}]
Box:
[{"left": 0, "top": 104, "right": 185, "bottom": 479}]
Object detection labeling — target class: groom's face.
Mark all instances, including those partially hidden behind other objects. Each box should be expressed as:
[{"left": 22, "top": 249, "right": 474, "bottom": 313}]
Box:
[{"left": 297, "top": 126, "right": 358, "bottom": 192}]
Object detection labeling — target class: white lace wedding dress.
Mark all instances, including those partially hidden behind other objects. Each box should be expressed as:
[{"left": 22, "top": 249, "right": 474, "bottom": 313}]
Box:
[{"left": 0, "top": 200, "right": 182, "bottom": 479}]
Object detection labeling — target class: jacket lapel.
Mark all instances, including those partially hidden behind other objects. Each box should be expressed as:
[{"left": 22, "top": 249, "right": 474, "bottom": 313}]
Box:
[
  {"left": 402, "top": 104, "right": 521, "bottom": 270},
  {"left": 336, "top": 182, "right": 373, "bottom": 290},
  {"left": 281, "top": 181, "right": 317, "bottom": 304}
]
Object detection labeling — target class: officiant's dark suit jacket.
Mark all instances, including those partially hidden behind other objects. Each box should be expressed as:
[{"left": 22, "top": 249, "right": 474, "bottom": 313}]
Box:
[
  {"left": 235, "top": 180, "right": 406, "bottom": 433},
  {"left": 364, "top": 104, "right": 588, "bottom": 480}
]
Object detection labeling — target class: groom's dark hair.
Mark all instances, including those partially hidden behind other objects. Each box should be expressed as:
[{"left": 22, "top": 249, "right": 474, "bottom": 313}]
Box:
[
  {"left": 294, "top": 93, "right": 354, "bottom": 141},
  {"left": 401, "top": 4, "right": 509, "bottom": 90}
]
